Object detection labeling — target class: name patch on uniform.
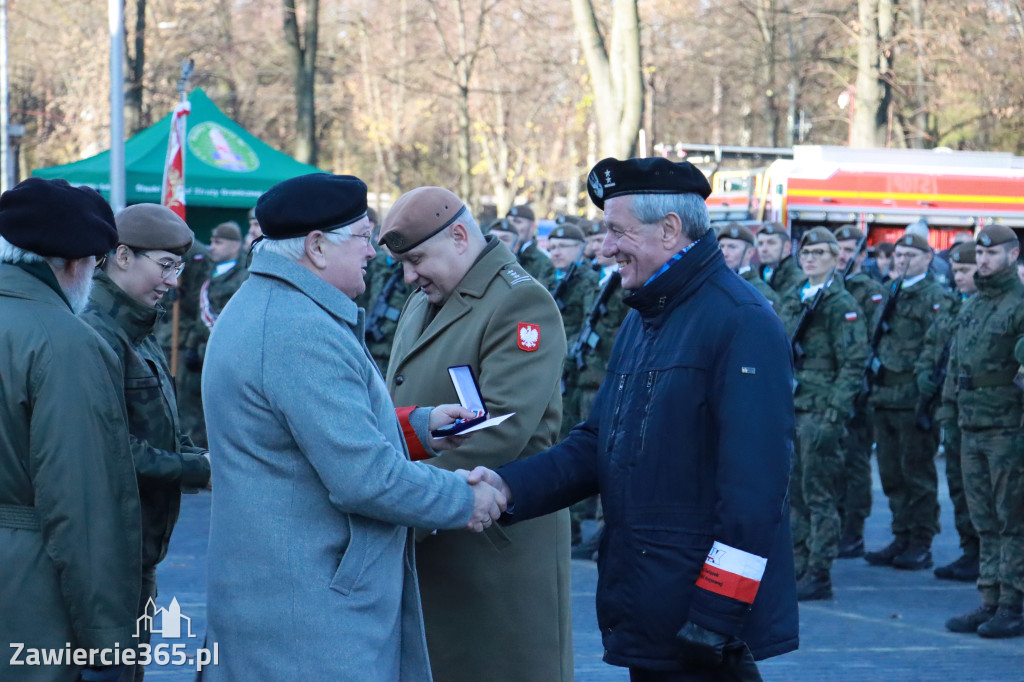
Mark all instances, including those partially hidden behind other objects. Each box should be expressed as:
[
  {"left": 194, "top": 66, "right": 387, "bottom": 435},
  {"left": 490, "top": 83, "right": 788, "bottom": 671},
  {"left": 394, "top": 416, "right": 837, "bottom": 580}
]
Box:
[
  {"left": 696, "top": 541, "right": 767, "bottom": 604},
  {"left": 741, "top": 366, "right": 756, "bottom": 375},
  {"left": 870, "top": 293, "right": 883, "bottom": 303},
  {"left": 844, "top": 311, "right": 858, "bottom": 321},
  {"left": 517, "top": 323, "right": 540, "bottom": 351}
]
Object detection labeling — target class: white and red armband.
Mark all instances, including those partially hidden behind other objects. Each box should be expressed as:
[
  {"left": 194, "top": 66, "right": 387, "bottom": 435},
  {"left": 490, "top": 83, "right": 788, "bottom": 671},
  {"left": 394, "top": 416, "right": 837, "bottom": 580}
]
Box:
[
  {"left": 695, "top": 541, "right": 767, "bottom": 604},
  {"left": 395, "top": 406, "right": 430, "bottom": 461}
]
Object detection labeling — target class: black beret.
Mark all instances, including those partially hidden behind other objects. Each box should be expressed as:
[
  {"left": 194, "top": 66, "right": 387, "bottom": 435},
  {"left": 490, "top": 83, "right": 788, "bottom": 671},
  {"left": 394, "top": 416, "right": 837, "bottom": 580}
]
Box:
[
  {"left": 586, "top": 157, "right": 711, "bottom": 210},
  {"left": 976, "top": 225, "right": 1018, "bottom": 247},
  {"left": 0, "top": 177, "right": 117, "bottom": 259},
  {"left": 255, "top": 173, "right": 367, "bottom": 240}
]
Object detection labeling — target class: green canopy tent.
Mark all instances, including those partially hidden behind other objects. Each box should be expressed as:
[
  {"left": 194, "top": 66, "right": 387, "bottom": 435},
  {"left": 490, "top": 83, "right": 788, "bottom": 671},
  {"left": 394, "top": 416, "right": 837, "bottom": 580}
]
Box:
[{"left": 33, "top": 88, "right": 322, "bottom": 240}]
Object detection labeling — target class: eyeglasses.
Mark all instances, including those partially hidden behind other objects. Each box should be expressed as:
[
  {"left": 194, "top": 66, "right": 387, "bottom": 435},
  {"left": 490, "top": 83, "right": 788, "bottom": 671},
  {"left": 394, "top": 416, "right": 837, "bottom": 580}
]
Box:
[
  {"left": 95, "top": 252, "right": 109, "bottom": 269},
  {"left": 350, "top": 232, "right": 375, "bottom": 247},
  {"left": 138, "top": 252, "right": 186, "bottom": 278},
  {"left": 799, "top": 248, "right": 832, "bottom": 260}
]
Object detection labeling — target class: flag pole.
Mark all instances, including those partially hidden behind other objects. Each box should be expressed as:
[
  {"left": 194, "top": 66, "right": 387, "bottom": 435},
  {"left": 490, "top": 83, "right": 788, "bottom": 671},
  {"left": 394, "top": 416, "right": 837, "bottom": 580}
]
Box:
[
  {"left": 166, "top": 59, "right": 193, "bottom": 378},
  {"left": 108, "top": 0, "right": 125, "bottom": 211}
]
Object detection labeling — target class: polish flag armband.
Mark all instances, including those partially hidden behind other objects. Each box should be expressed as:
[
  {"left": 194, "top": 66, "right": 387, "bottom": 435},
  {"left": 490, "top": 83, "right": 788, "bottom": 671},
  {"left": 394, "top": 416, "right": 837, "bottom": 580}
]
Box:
[{"left": 695, "top": 541, "right": 767, "bottom": 604}]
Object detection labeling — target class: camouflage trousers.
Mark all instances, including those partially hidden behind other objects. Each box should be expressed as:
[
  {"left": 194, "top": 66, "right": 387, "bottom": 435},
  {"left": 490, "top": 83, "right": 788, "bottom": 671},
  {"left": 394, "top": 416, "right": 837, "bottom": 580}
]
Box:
[
  {"left": 872, "top": 408, "right": 940, "bottom": 545},
  {"left": 941, "top": 420, "right": 979, "bottom": 556},
  {"left": 792, "top": 411, "right": 845, "bottom": 574},
  {"left": 961, "top": 427, "right": 1024, "bottom": 608},
  {"left": 838, "top": 404, "right": 873, "bottom": 538}
]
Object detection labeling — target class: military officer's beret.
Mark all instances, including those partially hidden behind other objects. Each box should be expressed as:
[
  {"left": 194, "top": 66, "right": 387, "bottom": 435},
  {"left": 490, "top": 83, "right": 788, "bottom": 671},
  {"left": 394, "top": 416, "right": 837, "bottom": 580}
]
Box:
[
  {"left": 950, "top": 241, "right": 977, "bottom": 264},
  {"left": 555, "top": 214, "right": 580, "bottom": 226},
  {"left": 579, "top": 219, "right": 602, "bottom": 236},
  {"left": 798, "top": 226, "right": 838, "bottom": 251},
  {"left": 896, "top": 232, "right": 931, "bottom": 253},
  {"left": 0, "top": 177, "right": 117, "bottom": 260},
  {"left": 833, "top": 224, "right": 865, "bottom": 242},
  {"left": 506, "top": 204, "right": 535, "bottom": 221},
  {"left": 256, "top": 173, "right": 367, "bottom": 240},
  {"left": 718, "top": 223, "right": 755, "bottom": 246},
  {"left": 586, "top": 157, "right": 711, "bottom": 210},
  {"left": 212, "top": 221, "right": 242, "bottom": 242},
  {"left": 115, "top": 204, "right": 194, "bottom": 256},
  {"left": 976, "top": 225, "right": 1018, "bottom": 247},
  {"left": 486, "top": 217, "right": 516, "bottom": 235},
  {"left": 378, "top": 186, "right": 467, "bottom": 255},
  {"left": 549, "top": 224, "right": 586, "bottom": 243},
  {"left": 758, "top": 222, "right": 790, "bottom": 240}
]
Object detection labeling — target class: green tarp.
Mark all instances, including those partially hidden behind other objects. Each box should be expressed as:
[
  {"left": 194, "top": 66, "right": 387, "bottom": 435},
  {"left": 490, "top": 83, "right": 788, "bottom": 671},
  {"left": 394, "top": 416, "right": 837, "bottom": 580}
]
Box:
[{"left": 33, "top": 88, "right": 321, "bottom": 233}]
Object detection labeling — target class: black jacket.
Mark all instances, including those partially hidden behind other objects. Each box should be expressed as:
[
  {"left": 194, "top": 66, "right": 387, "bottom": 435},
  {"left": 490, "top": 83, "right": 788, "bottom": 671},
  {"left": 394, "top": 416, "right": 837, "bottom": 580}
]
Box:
[{"left": 499, "top": 235, "right": 799, "bottom": 669}]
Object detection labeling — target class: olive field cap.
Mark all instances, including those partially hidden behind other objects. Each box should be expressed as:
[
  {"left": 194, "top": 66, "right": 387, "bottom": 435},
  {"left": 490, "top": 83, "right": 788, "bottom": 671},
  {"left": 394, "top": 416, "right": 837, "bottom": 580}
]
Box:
[
  {"left": 833, "top": 225, "right": 865, "bottom": 242},
  {"left": 719, "top": 223, "right": 755, "bottom": 246},
  {"left": 798, "top": 227, "right": 838, "bottom": 251},
  {"left": 378, "top": 186, "right": 468, "bottom": 255},
  {"left": 758, "top": 222, "right": 790, "bottom": 240},
  {"left": 950, "top": 241, "right": 977, "bottom": 264},
  {"left": 548, "top": 224, "right": 586, "bottom": 242},
  {"left": 895, "top": 232, "right": 931, "bottom": 253},
  {"left": 976, "top": 225, "right": 1018, "bottom": 247},
  {"left": 506, "top": 204, "right": 535, "bottom": 221},
  {"left": 115, "top": 204, "right": 194, "bottom": 256}
]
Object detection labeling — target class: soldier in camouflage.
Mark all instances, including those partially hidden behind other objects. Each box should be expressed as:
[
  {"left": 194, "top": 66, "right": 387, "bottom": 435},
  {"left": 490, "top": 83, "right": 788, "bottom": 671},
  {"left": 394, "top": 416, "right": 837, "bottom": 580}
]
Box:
[
  {"left": 80, "top": 204, "right": 211, "bottom": 681},
  {"left": 865, "top": 232, "right": 955, "bottom": 571},
  {"left": 757, "top": 222, "right": 802, "bottom": 296},
  {"left": 153, "top": 239, "right": 212, "bottom": 371},
  {"left": 917, "top": 241, "right": 980, "bottom": 582},
  {"left": 833, "top": 225, "right": 886, "bottom": 558},
  {"left": 361, "top": 249, "right": 414, "bottom": 374},
  {"left": 943, "top": 225, "right": 1024, "bottom": 639},
  {"left": 544, "top": 223, "right": 600, "bottom": 393},
  {"left": 506, "top": 204, "right": 555, "bottom": 283},
  {"left": 719, "top": 222, "right": 780, "bottom": 309},
  {"left": 780, "top": 227, "right": 869, "bottom": 600}
]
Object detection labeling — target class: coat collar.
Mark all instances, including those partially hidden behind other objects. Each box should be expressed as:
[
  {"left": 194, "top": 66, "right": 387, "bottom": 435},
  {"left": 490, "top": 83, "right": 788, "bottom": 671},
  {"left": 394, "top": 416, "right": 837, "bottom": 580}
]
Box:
[
  {"left": 975, "top": 265, "right": 1022, "bottom": 298},
  {"left": 88, "top": 270, "right": 161, "bottom": 343},
  {"left": 624, "top": 232, "right": 725, "bottom": 321},
  {"left": 248, "top": 250, "right": 359, "bottom": 326},
  {"left": 0, "top": 261, "right": 72, "bottom": 310}
]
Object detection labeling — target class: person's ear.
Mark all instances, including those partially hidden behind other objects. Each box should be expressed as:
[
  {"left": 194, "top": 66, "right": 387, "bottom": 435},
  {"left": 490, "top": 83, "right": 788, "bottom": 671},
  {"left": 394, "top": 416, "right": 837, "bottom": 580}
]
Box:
[
  {"left": 660, "top": 212, "right": 683, "bottom": 247},
  {"left": 450, "top": 223, "right": 470, "bottom": 253},
  {"left": 304, "top": 231, "right": 328, "bottom": 269},
  {"left": 115, "top": 244, "right": 133, "bottom": 271}
]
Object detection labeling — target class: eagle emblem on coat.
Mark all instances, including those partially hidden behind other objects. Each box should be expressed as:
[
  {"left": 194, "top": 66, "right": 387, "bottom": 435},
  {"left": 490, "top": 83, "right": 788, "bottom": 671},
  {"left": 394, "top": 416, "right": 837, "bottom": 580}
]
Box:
[{"left": 517, "top": 323, "right": 540, "bottom": 352}]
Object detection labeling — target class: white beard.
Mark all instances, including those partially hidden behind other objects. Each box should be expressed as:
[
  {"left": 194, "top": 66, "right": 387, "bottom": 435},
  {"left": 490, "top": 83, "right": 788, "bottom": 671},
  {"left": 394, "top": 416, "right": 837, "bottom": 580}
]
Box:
[{"left": 63, "top": 265, "right": 95, "bottom": 313}]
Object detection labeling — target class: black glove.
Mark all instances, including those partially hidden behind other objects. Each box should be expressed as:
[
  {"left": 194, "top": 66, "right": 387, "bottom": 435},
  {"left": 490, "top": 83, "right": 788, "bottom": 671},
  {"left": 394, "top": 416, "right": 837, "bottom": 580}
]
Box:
[
  {"left": 184, "top": 347, "right": 203, "bottom": 373},
  {"left": 78, "top": 665, "right": 124, "bottom": 682},
  {"left": 676, "top": 620, "right": 734, "bottom": 667}
]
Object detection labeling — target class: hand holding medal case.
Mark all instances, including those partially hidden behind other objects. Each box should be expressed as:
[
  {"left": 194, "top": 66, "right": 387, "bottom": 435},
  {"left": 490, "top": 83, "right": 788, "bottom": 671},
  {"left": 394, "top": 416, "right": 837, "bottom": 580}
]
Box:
[{"left": 430, "top": 365, "right": 516, "bottom": 437}]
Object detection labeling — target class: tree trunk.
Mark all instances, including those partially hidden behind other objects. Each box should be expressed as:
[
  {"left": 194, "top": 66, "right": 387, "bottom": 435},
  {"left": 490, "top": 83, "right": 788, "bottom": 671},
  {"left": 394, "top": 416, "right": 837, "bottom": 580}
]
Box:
[
  {"left": 124, "top": 0, "right": 146, "bottom": 135},
  {"left": 571, "top": 0, "right": 643, "bottom": 159},
  {"left": 754, "top": 0, "right": 778, "bottom": 147},
  {"left": 284, "top": 0, "right": 319, "bottom": 166},
  {"left": 851, "top": 0, "right": 894, "bottom": 147},
  {"left": 908, "top": 0, "right": 930, "bottom": 147}
]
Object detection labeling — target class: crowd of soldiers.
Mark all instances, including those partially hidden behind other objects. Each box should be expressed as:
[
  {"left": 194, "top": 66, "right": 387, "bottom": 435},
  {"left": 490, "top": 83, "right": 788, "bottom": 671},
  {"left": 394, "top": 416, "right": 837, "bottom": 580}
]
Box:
[{"left": 708, "top": 219, "right": 1024, "bottom": 642}]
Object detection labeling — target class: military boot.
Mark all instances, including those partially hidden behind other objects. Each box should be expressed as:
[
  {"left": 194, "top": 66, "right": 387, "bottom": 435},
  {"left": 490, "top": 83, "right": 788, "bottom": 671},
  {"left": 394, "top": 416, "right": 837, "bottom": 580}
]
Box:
[
  {"left": 864, "top": 539, "right": 908, "bottom": 566},
  {"left": 796, "top": 570, "right": 832, "bottom": 601},
  {"left": 837, "top": 531, "right": 865, "bottom": 559},
  {"left": 945, "top": 603, "right": 997, "bottom": 633},
  {"left": 892, "top": 543, "right": 933, "bottom": 570},
  {"left": 976, "top": 606, "right": 1024, "bottom": 639},
  {"left": 933, "top": 553, "right": 980, "bottom": 582}
]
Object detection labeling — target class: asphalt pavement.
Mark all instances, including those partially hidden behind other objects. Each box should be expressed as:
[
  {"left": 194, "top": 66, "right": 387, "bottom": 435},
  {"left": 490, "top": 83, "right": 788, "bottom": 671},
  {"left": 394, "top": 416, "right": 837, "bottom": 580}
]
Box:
[{"left": 146, "top": 455, "right": 1023, "bottom": 680}]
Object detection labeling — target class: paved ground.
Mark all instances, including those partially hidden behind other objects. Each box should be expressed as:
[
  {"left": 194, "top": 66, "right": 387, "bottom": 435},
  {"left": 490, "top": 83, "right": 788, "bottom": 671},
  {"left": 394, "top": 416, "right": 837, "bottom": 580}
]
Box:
[{"left": 147, "top": 456, "right": 1024, "bottom": 680}]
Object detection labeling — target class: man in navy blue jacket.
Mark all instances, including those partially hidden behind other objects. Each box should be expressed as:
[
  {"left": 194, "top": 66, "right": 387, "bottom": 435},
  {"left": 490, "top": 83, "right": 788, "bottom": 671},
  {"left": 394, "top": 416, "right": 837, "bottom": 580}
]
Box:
[{"left": 464, "top": 157, "right": 798, "bottom": 681}]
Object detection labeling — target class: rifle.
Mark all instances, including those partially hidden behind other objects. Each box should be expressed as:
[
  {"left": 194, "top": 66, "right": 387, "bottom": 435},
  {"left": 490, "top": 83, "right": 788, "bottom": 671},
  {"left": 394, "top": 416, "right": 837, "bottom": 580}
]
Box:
[
  {"left": 841, "top": 233, "right": 869, "bottom": 281},
  {"left": 572, "top": 271, "right": 622, "bottom": 370},
  {"left": 790, "top": 268, "right": 835, "bottom": 371},
  {"left": 866, "top": 270, "right": 907, "bottom": 382},
  {"left": 915, "top": 337, "right": 952, "bottom": 431},
  {"left": 365, "top": 269, "right": 403, "bottom": 343},
  {"left": 551, "top": 261, "right": 578, "bottom": 311}
]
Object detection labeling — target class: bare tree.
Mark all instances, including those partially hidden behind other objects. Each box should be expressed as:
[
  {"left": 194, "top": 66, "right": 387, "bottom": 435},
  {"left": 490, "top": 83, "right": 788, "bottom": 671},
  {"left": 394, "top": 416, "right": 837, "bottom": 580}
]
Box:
[
  {"left": 283, "top": 0, "right": 319, "bottom": 165},
  {"left": 851, "top": 0, "right": 895, "bottom": 147},
  {"left": 125, "top": 0, "right": 146, "bottom": 135}
]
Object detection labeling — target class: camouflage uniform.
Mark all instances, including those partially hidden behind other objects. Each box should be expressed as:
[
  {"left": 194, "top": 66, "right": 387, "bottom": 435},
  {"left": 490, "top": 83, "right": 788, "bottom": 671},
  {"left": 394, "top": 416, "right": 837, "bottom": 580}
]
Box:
[
  {"left": 361, "top": 252, "right": 414, "bottom": 375},
  {"left": 869, "top": 272, "right": 955, "bottom": 556},
  {"left": 739, "top": 266, "right": 780, "bottom": 309},
  {"left": 780, "top": 275, "right": 869, "bottom": 578},
  {"left": 762, "top": 254, "right": 802, "bottom": 297},
  {"left": 838, "top": 270, "right": 886, "bottom": 548},
  {"left": 153, "top": 240, "right": 212, "bottom": 368},
  {"left": 180, "top": 260, "right": 249, "bottom": 446},
  {"left": 517, "top": 241, "right": 555, "bottom": 283},
  {"left": 947, "top": 265, "right": 1024, "bottom": 610}
]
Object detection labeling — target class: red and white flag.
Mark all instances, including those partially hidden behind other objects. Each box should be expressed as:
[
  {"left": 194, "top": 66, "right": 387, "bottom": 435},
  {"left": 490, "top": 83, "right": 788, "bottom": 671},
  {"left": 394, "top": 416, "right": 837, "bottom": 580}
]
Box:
[{"left": 161, "top": 101, "right": 191, "bottom": 219}]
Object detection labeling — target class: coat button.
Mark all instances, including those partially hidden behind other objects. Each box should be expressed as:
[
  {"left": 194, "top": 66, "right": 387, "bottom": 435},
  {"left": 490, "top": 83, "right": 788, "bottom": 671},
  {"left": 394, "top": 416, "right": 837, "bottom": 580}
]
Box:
[{"left": 395, "top": 375, "right": 404, "bottom": 385}]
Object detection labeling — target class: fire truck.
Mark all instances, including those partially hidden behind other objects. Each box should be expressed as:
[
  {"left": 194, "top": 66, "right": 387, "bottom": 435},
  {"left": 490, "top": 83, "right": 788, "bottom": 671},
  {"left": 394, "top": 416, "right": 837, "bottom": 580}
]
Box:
[{"left": 708, "top": 145, "right": 1024, "bottom": 250}]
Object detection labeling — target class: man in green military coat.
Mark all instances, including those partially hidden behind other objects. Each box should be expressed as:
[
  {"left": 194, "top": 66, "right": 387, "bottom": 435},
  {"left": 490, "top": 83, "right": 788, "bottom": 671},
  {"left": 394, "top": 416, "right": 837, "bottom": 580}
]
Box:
[
  {"left": 779, "top": 227, "right": 869, "bottom": 600},
  {"left": 917, "top": 241, "right": 979, "bottom": 582},
  {"left": 865, "top": 232, "right": 955, "bottom": 571},
  {"left": 720, "top": 222, "right": 780, "bottom": 309},
  {"left": 944, "top": 225, "right": 1024, "bottom": 639},
  {"left": 360, "top": 249, "right": 414, "bottom": 374},
  {"left": 833, "top": 225, "right": 886, "bottom": 558},
  {"left": 380, "top": 187, "right": 573, "bottom": 682},
  {"left": 81, "top": 204, "right": 212, "bottom": 681},
  {"left": 507, "top": 203, "right": 556, "bottom": 282},
  {"left": 757, "top": 222, "right": 802, "bottom": 295}
]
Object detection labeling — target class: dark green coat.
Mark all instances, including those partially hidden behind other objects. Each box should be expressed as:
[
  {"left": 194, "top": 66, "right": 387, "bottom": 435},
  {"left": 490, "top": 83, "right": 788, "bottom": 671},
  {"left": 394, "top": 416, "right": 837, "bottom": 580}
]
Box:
[
  {"left": 82, "top": 271, "right": 211, "bottom": 569},
  {"left": 387, "top": 237, "right": 573, "bottom": 682},
  {"left": 762, "top": 254, "right": 802, "bottom": 296},
  {"left": 869, "top": 274, "right": 955, "bottom": 410},
  {"left": 740, "top": 266, "right": 780, "bottom": 309},
  {"left": 517, "top": 240, "right": 555, "bottom": 283},
  {"left": 916, "top": 295, "right": 963, "bottom": 420},
  {"left": 947, "top": 267, "right": 1024, "bottom": 429},
  {"left": 0, "top": 263, "right": 141, "bottom": 678},
  {"left": 572, "top": 270, "right": 630, "bottom": 391},
  {"left": 845, "top": 270, "right": 886, "bottom": 323},
  {"left": 780, "top": 277, "right": 869, "bottom": 415},
  {"left": 544, "top": 263, "right": 600, "bottom": 344},
  {"left": 360, "top": 252, "right": 414, "bottom": 373}
]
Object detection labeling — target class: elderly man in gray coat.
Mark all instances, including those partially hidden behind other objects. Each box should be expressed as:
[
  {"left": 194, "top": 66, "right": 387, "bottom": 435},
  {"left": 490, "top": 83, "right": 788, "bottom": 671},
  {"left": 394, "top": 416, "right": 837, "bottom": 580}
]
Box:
[{"left": 201, "top": 174, "right": 506, "bottom": 681}]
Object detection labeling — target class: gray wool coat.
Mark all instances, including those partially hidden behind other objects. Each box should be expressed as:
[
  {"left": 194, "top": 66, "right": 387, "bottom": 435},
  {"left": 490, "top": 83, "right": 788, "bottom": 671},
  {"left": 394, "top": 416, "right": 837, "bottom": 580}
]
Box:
[{"left": 201, "top": 251, "right": 476, "bottom": 681}]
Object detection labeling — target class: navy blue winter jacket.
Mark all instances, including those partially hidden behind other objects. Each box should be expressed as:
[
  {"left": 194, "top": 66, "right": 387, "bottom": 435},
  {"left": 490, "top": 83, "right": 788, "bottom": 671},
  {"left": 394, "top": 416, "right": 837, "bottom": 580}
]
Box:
[{"left": 498, "top": 234, "right": 799, "bottom": 669}]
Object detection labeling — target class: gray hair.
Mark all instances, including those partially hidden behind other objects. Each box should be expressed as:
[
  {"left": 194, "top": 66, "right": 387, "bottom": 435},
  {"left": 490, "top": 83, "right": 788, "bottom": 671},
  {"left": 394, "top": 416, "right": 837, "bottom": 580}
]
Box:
[
  {"left": 254, "top": 225, "right": 354, "bottom": 261},
  {"left": 0, "top": 236, "right": 45, "bottom": 264},
  {"left": 629, "top": 193, "right": 711, "bottom": 242}
]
